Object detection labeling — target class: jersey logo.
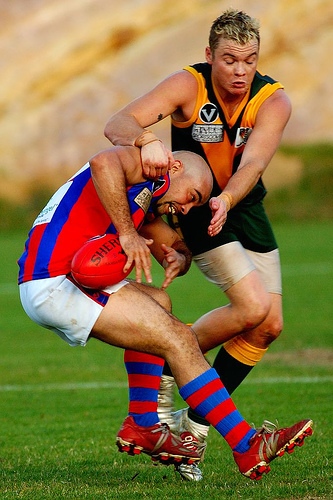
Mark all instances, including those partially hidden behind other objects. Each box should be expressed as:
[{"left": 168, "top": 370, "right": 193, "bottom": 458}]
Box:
[
  {"left": 193, "top": 103, "right": 223, "bottom": 142},
  {"left": 134, "top": 187, "right": 153, "bottom": 213},
  {"left": 199, "top": 103, "right": 219, "bottom": 123},
  {"left": 192, "top": 124, "right": 224, "bottom": 143},
  {"left": 33, "top": 181, "right": 72, "bottom": 227},
  {"left": 235, "top": 127, "right": 252, "bottom": 148},
  {"left": 152, "top": 179, "right": 166, "bottom": 193}
]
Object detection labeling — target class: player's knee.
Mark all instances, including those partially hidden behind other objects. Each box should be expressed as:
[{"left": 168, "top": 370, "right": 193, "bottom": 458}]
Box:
[
  {"left": 240, "top": 294, "right": 270, "bottom": 331},
  {"left": 252, "top": 315, "right": 283, "bottom": 348},
  {"left": 265, "top": 315, "right": 283, "bottom": 343},
  {"left": 154, "top": 288, "right": 172, "bottom": 312}
]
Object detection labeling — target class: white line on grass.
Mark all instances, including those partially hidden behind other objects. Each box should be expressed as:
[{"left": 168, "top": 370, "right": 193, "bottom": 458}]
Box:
[
  {"left": 1, "top": 376, "right": 332, "bottom": 392},
  {"left": 0, "top": 381, "right": 128, "bottom": 392}
]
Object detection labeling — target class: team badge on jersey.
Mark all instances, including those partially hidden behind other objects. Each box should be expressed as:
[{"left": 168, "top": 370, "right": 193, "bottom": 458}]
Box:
[
  {"left": 199, "top": 103, "right": 219, "bottom": 124},
  {"left": 134, "top": 187, "right": 153, "bottom": 213},
  {"left": 192, "top": 103, "right": 224, "bottom": 143},
  {"left": 235, "top": 127, "right": 252, "bottom": 148},
  {"left": 152, "top": 179, "right": 166, "bottom": 193}
]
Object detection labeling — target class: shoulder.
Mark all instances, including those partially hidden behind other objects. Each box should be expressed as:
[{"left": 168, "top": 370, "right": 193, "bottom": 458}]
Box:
[
  {"left": 162, "top": 69, "right": 199, "bottom": 120},
  {"left": 157, "top": 67, "right": 198, "bottom": 98},
  {"left": 258, "top": 89, "right": 292, "bottom": 120},
  {"left": 159, "top": 69, "right": 198, "bottom": 95},
  {"left": 90, "top": 146, "right": 146, "bottom": 185}
]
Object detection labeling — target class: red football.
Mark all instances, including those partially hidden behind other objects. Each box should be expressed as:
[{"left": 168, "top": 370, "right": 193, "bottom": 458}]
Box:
[{"left": 71, "top": 233, "right": 134, "bottom": 289}]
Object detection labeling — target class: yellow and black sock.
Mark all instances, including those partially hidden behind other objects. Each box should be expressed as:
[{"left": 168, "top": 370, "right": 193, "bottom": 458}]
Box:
[
  {"left": 214, "top": 336, "right": 268, "bottom": 393},
  {"left": 188, "top": 337, "right": 267, "bottom": 426}
]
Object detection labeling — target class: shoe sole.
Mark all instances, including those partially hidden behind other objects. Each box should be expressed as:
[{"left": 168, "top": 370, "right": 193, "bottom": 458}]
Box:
[
  {"left": 116, "top": 436, "right": 200, "bottom": 466},
  {"left": 246, "top": 419, "right": 314, "bottom": 481},
  {"left": 175, "top": 463, "right": 203, "bottom": 481}
]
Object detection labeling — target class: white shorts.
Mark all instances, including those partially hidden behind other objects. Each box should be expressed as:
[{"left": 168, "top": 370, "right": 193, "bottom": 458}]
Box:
[
  {"left": 193, "top": 241, "right": 282, "bottom": 294},
  {"left": 19, "top": 275, "right": 128, "bottom": 347}
]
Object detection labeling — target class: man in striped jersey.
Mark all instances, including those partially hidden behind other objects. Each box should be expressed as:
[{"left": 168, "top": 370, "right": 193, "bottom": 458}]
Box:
[{"left": 18, "top": 145, "right": 312, "bottom": 480}]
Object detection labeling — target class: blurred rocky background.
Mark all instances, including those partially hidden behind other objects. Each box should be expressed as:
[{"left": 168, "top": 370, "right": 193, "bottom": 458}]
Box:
[{"left": 1, "top": 0, "right": 332, "bottom": 224}]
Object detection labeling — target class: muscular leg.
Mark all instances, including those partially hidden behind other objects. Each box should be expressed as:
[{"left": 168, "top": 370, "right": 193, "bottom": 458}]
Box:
[
  {"left": 193, "top": 269, "right": 271, "bottom": 353},
  {"left": 190, "top": 276, "right": 282, "bottom": 399},
  {"left": 243, "top": 293, "right": 283, "bottom": 348},
  {"left": 120, "top": 284, "right": 171, "bottom": 428},
  {"left": 90, "top": 282, "right": 213, "bottom": 387},
  {"left": 97, "top": 281, "right": 312, "bottom": 479},
  {"left": 211, "top": 293, "right": 282, "bottom": 396},
  {"left": 179, "top": 273, "right": 282, "bottom": 426},
  {"left": 90, "top": 282, "right": 262, "bottom": 459}
]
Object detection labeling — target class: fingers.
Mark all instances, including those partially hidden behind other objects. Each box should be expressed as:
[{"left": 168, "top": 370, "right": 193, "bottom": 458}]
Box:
[
  {"left": 119, "top": 234, "right": 153, "bottom": 284},
  {"left": 160, "top": 243, "right": 183, "bottom": 290},
  {"left": 167, "top": 149, "right": 175, "bottom": 169},
  {"left": 207, "top": 221, "right": 224, "bottom": 237},
  {"left": 207, "top": 197, "right": 228, "bottom": 237},
  {"left": 141, "top": 142, "right": 174, "bottom": 179}
]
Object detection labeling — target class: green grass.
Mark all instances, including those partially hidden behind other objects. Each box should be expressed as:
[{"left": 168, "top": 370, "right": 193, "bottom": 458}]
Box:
[
  {"left": 0, "top": 223, "right": 332, "bottom": 499},
  {"left": 266, "top": 143, "right": 333, "bottom": 222}
]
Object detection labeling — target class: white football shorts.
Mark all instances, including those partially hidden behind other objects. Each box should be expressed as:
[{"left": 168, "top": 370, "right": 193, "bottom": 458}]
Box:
[
  {"left": 193, "top": 241, "right": 282, "bottom": 294},
  {"left": 19, "top": 275, "right": 129, "bottom": 347}
]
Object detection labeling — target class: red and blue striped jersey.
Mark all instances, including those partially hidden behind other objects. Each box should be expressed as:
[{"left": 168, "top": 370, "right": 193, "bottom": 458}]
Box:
[{"left": 18, "top": 162, "right": 170, "bottom": 284}]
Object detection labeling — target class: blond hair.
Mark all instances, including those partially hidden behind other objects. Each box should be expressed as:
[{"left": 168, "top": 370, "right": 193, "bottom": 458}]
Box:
[{"left": 209, "top": 9, "right": 260, "bottom": 54}]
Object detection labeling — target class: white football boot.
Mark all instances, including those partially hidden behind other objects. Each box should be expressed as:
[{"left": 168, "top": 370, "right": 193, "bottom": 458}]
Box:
[
  {"left": 157, "top": 375, "right": 209, "bottom": 481},
  {"left": 157, "top": 374, "right": 176, "bottom": 428},
  {"left": 171, "top": 407, "right": 210, "bottom": 444}
]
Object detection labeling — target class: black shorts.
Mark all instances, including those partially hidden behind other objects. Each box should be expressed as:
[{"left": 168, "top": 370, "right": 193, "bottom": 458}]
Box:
[{"left": 169, "top": 200, "right": 278, "bottom": 256}]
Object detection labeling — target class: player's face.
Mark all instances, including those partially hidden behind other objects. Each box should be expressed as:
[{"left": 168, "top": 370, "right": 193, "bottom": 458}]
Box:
[
  {"left": 206, "top": 38, "right": 259, "bottom": 99},
  {"left": 154, "top": 179, "right": 207, "bottom": 216}
]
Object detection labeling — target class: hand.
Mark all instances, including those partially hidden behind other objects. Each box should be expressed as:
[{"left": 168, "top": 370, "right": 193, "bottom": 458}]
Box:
[
  {"left": 119, "top": 232, "right": 153, "bottom": 284},
  {"left": 141, "top": 142, "right": 174, "bottom": 179},
  {"left": 160, "top": 243, "right": 184, "bottom": 290},
  {"left": 207, "top": 197, "right": 228, "bottom": 237}
]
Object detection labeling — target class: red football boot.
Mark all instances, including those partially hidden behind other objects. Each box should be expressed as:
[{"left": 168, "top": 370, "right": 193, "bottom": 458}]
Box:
[
  {"left": 116, "top": 416, "right": 204, "bottom": 466},
  {"left": 233, "top": 419, "right": 313, "bottom": 480}
]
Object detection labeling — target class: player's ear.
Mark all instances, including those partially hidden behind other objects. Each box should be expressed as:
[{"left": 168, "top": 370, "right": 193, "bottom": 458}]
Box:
[
  {"left": 205, "top": 46, "right": 213, "bottom": 65},
  {"left": 170, "top": 159, "right": 183, "bottom": 174}
]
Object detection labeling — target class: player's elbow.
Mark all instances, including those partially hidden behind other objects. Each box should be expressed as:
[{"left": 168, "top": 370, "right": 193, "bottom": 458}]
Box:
[
  {"left": 89, "top": 151, "right": 108, "bottom": 174},
  {"left": 104, "top": 118, "right": 114, "bottom": 142}
]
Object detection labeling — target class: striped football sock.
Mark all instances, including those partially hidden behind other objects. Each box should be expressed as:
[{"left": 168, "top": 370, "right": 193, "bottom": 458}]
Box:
[
  {"left": 124, "top": 350, "right": 164, "bottom": 427},
  {"left": 179, "top": 368, "right": 256, "bottom": 453}
]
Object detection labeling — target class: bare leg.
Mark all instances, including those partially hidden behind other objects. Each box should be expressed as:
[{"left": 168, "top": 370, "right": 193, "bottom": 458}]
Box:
[
  {"left": 193, "top": 270, "right": 271, "bottom": 352},
  {"left": 243, "top": 293, "right": 283, "bottom": 347},
  {"left": 90, "top": 282, "right": 211, "bottom": 388}
]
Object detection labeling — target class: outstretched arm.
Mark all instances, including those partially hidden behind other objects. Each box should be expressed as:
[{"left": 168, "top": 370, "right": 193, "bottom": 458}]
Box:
[{"left": 208, "top": 90, "right": 292, "bottom": 235}]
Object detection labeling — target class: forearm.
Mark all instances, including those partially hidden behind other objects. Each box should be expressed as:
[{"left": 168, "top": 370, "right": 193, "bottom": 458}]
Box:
[
  {"left": 90, "top": 151, "right": 136, "bottom": 236},
  {"left": 219, "top": 162, "right": 263, "bottom": 209},
  {"left": 220, "top": 90, "right": 291, "bottom": 209},
  {"left": 104, "top": 112, "right": 143, "bottom": 146},
  {"left": 105, "top": 111, "right": 162, "bottom": 149}
]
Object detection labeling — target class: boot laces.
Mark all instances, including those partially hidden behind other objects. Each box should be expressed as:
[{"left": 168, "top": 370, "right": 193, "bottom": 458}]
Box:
[
  {"left": 253, "top": 419, "right": 279, "bottom": 435},
  {"left": 150, "top": 423, "right": 171, "bottom": 452}
]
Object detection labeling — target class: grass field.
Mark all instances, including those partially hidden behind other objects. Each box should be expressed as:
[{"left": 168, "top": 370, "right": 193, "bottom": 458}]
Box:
[{"left": 1, "top": 222, "right": 332, "bottom": 499}]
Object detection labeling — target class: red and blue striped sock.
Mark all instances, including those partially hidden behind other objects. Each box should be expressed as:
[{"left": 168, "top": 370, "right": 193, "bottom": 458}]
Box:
[
  {"left": 124, "top": 350, "right": 164, "bottom": 427},
  {"left": 179, "top": 368, "right": 256, "bottom": 453}
]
